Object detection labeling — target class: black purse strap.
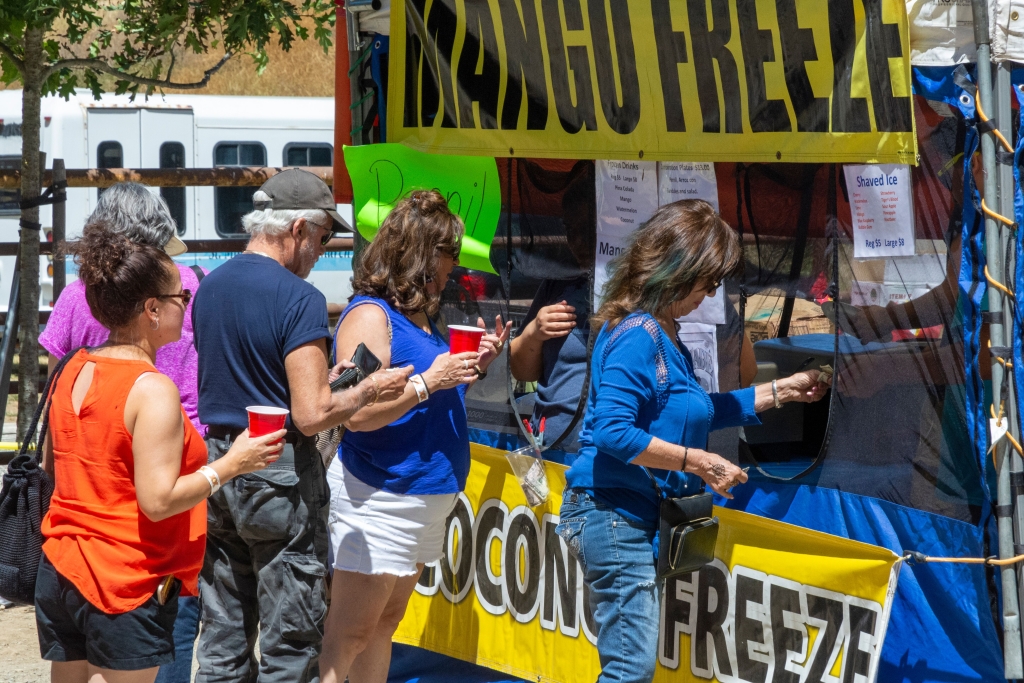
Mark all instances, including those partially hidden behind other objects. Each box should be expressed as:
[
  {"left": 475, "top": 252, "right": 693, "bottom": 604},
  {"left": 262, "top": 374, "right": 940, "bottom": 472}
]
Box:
[
  {"left": 545, "top": 327, "right": 596, "bottom": 451},
  {"left": 21, "top": 346, "right": 86, "bottom": 462},
  {"left": 642, "top": 466, "right": 666, "bottom": 499}
]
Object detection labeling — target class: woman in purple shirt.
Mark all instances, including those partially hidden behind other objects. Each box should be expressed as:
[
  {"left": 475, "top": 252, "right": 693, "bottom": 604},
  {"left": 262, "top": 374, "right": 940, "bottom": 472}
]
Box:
[
  {"left": 38, "top": 182, "right": 205, "bottom": 683},
  {"left": 41, "top": 183, "right": 204, "bottom": 435}
]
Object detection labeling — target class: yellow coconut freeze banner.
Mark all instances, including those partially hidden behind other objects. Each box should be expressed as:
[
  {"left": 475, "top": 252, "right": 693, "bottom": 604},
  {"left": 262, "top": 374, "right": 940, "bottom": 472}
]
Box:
[
  {"left": 387, "top": 0, "right": 917, "bottom": 164},
  {"left": 394, "top": 444, "right": 901, "bottom": 683}
]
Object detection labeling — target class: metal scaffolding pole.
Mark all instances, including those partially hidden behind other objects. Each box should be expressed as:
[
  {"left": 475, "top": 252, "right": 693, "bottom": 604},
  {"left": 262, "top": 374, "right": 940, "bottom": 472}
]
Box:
[{"left": 975, "top": 1, "right": 1024, "bottom": 676}]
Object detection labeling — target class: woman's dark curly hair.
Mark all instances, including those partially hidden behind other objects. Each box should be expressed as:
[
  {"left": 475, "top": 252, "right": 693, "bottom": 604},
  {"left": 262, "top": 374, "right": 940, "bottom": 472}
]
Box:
[
  {"left": 351, "top": 190, "right": 464, "bottom": 317},
  {"left": 68, "top": 221, "right": 176, "bottom": 330}
]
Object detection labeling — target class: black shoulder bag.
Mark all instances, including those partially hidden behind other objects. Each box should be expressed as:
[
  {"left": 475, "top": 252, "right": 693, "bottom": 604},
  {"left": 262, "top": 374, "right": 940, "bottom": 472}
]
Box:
[
  {"left": 644, "top": 468, "right": 719, "bottom": 580},
  {"left": 0, "top": 347, "right": 83, "bottom": 604}
]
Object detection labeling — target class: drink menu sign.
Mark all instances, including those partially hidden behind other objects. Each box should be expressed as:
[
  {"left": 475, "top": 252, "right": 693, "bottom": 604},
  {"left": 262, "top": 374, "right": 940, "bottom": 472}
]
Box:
[
  {"left": 844, "top": 164, "right": 915, "bottom": 259},
  {"left": 594, "top": 160, "right": 659, "bottom": 298}
]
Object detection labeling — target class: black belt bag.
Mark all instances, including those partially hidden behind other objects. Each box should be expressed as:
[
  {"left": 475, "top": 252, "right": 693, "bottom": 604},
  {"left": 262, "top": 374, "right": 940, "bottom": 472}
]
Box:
[{"left": 645, "top": 468, "right": 719, "bottom": 580}]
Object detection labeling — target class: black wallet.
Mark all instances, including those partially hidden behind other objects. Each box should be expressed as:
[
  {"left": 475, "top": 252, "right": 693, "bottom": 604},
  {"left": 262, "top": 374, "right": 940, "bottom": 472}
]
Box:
[
  {"left": 330, "top": 343, "right": 383, "bottom": 392},
  {"left": 656, "top": 491, "right": 719, "bottom": 580}
]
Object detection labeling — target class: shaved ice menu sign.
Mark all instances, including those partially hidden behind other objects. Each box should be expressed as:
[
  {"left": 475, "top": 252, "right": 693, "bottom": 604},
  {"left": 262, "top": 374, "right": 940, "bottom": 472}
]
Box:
[{"left": 844, "top": 164, "right": 914, "bottom": 259}]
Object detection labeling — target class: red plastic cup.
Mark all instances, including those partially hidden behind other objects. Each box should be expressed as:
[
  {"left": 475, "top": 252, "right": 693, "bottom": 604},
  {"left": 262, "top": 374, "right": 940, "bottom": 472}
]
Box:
[
  {"left": 448, "top": 325, "right": 485, "bottom": 354},
  {"left": 246, "top": 406, "right": 289, "bottom": 439}
]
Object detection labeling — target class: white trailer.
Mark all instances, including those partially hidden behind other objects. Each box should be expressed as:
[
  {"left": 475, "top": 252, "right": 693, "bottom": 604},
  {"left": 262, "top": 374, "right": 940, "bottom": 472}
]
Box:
[{"left": 0, "top": 90, "right": 354, "bottom": 310}]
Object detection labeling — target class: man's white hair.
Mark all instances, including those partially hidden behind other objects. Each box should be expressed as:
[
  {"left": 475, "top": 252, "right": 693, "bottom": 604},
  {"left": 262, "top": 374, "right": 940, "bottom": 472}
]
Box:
[{"left": 241, "top": 190, "right": 329, "bottom": 236}]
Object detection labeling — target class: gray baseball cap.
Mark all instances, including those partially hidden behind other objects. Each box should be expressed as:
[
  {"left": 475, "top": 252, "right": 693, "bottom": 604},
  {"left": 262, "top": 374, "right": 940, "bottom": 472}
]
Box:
[{"left": 254, "top": 169, "right": 351, "bottom": 232}]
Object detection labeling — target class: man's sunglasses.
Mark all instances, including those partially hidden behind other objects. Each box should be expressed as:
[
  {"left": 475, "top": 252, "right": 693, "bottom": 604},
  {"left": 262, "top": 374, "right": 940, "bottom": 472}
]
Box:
[
  {"left": 321, "top": 229, "right": 339, "bottom": 247},
  {"left": 159, "top": 289, "right": 193, "bottom": 306},
  {"left": 317, "top": 219, "right": 340, "bottom": 247}
]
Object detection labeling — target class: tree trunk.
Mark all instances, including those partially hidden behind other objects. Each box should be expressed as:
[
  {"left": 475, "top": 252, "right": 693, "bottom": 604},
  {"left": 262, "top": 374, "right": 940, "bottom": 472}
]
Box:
[{"left": 17, "top": 27, "right": 43, "bottom": 441}]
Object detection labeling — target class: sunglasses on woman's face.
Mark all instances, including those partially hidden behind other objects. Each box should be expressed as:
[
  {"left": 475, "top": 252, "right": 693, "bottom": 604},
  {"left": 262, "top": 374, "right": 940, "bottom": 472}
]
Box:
[
  {"left": 439, "top": 246, "right": 461, "bottom": 261},
  {"left": 158, "top": 289, "right": 192, "bottom": 306}
]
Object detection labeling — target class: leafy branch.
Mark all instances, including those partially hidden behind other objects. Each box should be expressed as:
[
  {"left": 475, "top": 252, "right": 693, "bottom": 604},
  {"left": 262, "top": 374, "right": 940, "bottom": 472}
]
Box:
[
  {"left": 0, "top": 40, "right": 25, "bottom": 72},
  {"left": 43, "top": 51, "right": 233, "bottom": 89}
]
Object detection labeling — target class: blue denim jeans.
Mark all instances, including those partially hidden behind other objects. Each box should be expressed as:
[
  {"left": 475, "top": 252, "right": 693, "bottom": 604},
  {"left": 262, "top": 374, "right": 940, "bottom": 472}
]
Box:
[
  {"left": 556, "top": 489, "right": 659, "bottom": 683},
  {"left": 155, "top": 596, "right": 200, "bottom": 683}
]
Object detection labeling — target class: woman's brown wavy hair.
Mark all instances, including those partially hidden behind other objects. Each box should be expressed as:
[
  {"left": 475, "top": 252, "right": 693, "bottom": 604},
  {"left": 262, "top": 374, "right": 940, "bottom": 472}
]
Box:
[
  {"left": 352, "top": 189, "right": 464, "bottom": 317},
  {"left": 593, "top": 199, "right": 740, "bottom": 331}
]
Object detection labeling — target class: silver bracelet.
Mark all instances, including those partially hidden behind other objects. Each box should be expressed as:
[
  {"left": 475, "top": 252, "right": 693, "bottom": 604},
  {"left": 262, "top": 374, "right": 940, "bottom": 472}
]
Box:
[
  {"left": 410, "top": 374, "right": 430, "bottom": 403},
  {"left": 771, "top": 379, "right": 781, "bottom": 409},
  {"left": 198, "top": 465, "right": 221, "bottom": 496}
]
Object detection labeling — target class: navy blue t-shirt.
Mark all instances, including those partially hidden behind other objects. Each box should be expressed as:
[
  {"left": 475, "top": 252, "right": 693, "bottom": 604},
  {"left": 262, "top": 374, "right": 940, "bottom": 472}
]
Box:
[
  {"left": 521, "top": 276, "right": 591, "bottom": 452},
  {"left": 192, "top": 253, "right": 332, "bottom": 430}
]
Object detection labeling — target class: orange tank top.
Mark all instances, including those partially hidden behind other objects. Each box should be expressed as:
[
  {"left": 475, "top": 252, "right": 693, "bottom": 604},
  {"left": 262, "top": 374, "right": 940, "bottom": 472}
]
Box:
[{"left": 41, "top": 350, "right": 208, "bottom": 614}]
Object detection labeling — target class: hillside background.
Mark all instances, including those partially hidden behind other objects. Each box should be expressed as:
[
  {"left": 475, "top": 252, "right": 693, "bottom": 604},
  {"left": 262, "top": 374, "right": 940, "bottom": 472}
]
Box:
[{"left": 0, "top": 27, "right": 336, "bottom": 98}]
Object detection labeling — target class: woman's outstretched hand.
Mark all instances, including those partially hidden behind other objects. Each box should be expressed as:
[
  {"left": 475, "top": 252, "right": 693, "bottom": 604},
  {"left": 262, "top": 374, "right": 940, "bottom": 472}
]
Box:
[
  {"left": 755, "top": 369, "right": 832, "bottom": 413},
  {"left": 476, "top": 314, "right": 513, "bottom": 372},
  {"left": 780, "top": 370, "right": 831, "bottom": 403}
]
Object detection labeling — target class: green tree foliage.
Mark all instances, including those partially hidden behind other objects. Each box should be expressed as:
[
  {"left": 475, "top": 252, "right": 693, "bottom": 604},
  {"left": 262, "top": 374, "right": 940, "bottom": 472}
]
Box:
[{"left": 0, "top": 1, "right": 334, "bottom": 439}]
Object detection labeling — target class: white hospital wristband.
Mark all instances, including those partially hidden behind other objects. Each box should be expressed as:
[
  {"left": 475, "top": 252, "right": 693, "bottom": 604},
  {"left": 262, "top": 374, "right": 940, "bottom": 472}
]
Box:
[
  {"left": 410, "top": 374, "right": 430, "bottom": 403},
  {"left": 198, "top": 465, "right": 222, "bottom": 496}
]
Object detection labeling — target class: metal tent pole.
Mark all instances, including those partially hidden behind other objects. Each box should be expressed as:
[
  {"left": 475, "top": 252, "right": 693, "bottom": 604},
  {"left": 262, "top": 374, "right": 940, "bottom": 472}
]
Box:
[
  {"left": 996, "top": 59, "right": 1024, "bottom": 665},
  {"left": 974, "top": 1, "right": 1024, "bottom": 676}
]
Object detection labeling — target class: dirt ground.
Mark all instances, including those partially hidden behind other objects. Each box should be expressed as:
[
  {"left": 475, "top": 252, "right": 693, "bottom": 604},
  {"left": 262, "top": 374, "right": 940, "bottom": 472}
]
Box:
[
  {"left": 0, "top": 604, "right": 48, "bottom": 683},
  {"left": 0, "top": 460, "right": 46, "bottom": 683},
  {"left": 0, "top": 602, "right": 203, "bottom": 681}
]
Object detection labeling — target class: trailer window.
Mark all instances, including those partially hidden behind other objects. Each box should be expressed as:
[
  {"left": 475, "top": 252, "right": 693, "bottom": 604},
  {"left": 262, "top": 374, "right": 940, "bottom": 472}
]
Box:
[
  {"left": 160, "top": 142, "right": 187, "bottom": 236},
  {"left": 97, "top": 141, "right": 122, "bottom": 199},
  {"left": 213, "top": 142, "right": 266, "bottom": 236},
  {"left": 284, "top": 144, "right": 333, "bottom": 167},
  {"left": 0, "top": 156, "right": 19, "bottom": 215}
]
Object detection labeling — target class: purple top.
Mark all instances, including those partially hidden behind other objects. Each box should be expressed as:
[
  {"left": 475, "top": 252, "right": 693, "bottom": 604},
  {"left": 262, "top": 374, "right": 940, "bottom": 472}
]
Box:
[{"left": 39, "top": 263, "right": 206, "bottom": 435}]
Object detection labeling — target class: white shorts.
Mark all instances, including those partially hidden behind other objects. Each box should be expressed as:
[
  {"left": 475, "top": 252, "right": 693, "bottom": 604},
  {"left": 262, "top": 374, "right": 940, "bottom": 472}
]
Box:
[{"left": 326, "top": 459, "right": 458, "bottom": 577}]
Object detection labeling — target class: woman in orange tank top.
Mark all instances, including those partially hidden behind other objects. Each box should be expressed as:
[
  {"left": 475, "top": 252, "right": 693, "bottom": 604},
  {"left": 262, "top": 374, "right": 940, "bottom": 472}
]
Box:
[{"left": 35, "top": 223, "right": 286, "bottom": 683}]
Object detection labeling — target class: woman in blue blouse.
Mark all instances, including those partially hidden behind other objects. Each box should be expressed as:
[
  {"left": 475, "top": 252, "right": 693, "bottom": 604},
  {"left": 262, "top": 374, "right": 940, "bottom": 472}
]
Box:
[{"left": 557, "top": 200, "right": 828, "bottom": 683}]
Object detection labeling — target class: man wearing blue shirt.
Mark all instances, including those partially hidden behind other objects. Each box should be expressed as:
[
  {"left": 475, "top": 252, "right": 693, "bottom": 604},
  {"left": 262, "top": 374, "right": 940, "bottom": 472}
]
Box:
[{"left": 193, "top": 170, "right": 410, "bottom": 683}]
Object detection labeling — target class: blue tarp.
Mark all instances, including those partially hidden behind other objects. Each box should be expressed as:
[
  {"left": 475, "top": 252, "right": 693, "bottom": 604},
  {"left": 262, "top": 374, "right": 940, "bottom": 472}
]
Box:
[{"left": 720, "top": 482, "right": 1004, "bottom": 682}]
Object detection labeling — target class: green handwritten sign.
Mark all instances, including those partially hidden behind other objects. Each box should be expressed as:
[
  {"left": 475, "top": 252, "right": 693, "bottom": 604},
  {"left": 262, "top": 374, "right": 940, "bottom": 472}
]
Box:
[{"left": 343, "top": 144, "right": 500, "bottom": 274}]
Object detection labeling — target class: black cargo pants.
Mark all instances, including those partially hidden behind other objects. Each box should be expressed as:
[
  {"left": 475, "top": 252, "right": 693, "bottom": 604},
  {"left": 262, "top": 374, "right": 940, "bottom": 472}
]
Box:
[{"left": 195, "top": 432, "right": 330, "bottom": 683}]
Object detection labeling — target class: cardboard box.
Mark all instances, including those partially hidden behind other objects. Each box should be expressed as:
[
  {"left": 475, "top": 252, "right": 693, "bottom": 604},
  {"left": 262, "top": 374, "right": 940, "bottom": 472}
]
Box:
[{"left": 743, "top": 291, "right": 833, "bottom": 342}]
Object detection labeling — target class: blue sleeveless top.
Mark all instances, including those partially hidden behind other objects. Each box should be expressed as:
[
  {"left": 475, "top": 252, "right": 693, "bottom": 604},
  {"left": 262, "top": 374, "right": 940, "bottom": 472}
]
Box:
[{"left": 335, "top": 295, "right": 470, "bottom": 494}]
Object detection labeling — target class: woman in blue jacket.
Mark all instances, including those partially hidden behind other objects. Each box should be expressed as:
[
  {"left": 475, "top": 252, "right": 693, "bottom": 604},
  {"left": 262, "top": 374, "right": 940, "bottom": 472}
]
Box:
[{"left": 557, "top": 199, "right": 828, "bottom": 683}]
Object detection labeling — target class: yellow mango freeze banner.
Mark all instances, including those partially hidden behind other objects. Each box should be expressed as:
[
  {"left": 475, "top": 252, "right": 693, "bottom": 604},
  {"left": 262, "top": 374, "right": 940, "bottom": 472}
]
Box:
[
  {"left": 388, "top": 0, "right": 918, "bottom": 164},
  {"left": 395, "top": 445, "right": 901, "bottom": 683}
]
